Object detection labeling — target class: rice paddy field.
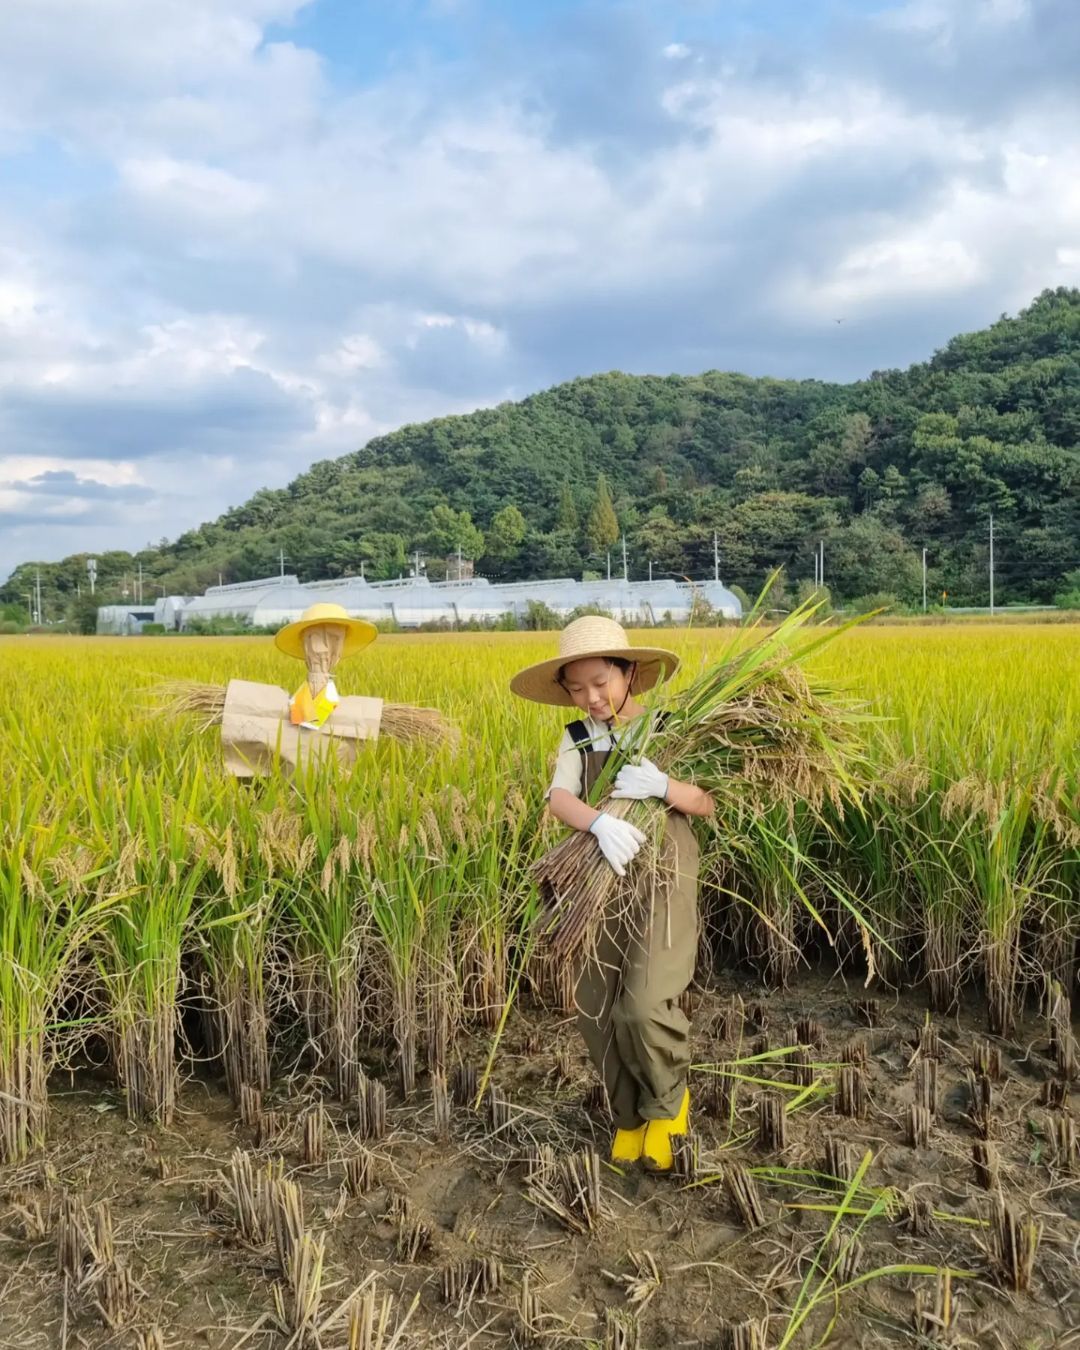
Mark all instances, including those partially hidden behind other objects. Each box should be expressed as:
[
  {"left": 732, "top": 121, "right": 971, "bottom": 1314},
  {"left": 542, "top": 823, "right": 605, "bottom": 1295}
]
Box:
[{"left": 0, "top": 626, "right": 1078, "bottom": 1349}]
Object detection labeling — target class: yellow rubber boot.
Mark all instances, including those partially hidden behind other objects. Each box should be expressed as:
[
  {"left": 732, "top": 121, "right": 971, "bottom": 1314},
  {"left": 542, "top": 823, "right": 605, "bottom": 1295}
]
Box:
[
  {"left": 642, "top": 1088, "right": 690, "bottom": 1172},
  {"left": 610, "top": 1122, "right": 648, "bottom": 1164}
]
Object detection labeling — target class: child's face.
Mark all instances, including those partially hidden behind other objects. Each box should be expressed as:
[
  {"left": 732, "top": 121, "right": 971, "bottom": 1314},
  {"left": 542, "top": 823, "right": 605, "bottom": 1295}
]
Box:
[{"left": 560, "top": 657, "right": 631, "bottom": 719}]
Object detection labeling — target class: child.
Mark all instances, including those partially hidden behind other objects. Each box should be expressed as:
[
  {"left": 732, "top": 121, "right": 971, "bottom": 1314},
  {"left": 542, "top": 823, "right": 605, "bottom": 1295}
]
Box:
[{"left": 511, "top": 616, "right": 714, "bottom": 1170}]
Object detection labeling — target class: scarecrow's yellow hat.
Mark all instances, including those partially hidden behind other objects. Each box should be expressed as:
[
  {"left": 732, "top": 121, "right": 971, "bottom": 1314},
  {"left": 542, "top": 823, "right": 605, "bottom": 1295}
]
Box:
[{"left": 274, "top": 603, "right": 378, "bottom": 661}]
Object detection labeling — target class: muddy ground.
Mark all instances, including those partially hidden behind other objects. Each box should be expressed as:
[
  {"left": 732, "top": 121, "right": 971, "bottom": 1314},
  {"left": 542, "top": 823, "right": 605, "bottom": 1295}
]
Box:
[{"left": 1, "top": 969, "right": 1077, "bottom": 1349}]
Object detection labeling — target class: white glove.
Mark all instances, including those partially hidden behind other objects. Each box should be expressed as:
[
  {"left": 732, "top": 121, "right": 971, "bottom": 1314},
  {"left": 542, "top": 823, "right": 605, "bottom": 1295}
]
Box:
[
  {"left": 610, "top": 757, "right": 669, "bottom": 802},
  {"left": 588, "top": 813, "right": 647, "bottom": 877}
]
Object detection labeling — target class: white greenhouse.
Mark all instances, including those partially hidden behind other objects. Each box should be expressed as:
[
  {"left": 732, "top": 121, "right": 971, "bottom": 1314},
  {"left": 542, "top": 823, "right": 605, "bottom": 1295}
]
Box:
[
  {"left": 168, "top": 574, "right": 742, "bottom": 630},
  {"left": 99, "top": 573, "right": 742, "bottom": 633}
]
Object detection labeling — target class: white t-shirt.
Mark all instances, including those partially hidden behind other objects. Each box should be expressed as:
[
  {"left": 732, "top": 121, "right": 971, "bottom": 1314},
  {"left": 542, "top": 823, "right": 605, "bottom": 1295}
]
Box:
[{"left": 545, "top": 715, "right": 636, "bottom": 800}]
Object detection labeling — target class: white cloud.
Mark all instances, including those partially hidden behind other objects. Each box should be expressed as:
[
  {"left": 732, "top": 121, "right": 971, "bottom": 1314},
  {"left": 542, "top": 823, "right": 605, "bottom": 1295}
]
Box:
[
  {"left": 881, "top": 0, "right": 1030, "bottom": 38},
  {"left": 319, "top": 334, "right": 386, "bottom": 374},
  {"left": 0, "top": 0, "right": 1078, "bottom": 579},
  {"left": 783, "top": 118, "right": 1080, "bottom": 319},
  {"left": 0, "top": 456, "right": 143, "bottom": 486},
  {"left": 793, "top": 236, "right": 983, "bottom": 314},
  {"left": 121, "top": 158, "right": 268, "bottom": 220},
  {"left": 413, "top": 313, "right": 506, "bottom": 348}
]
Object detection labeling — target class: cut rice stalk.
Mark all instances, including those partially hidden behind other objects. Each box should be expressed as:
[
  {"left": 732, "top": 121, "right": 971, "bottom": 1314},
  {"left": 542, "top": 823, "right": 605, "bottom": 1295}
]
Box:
[{"left": 533, "top": 592, "right": 876, "bottom": 967}]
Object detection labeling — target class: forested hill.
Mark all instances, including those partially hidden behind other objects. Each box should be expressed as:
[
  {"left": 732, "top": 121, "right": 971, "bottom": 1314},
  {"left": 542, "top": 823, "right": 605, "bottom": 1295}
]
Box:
[{"left": 4, "top": 287, "right": 1080, "bottom": 620}]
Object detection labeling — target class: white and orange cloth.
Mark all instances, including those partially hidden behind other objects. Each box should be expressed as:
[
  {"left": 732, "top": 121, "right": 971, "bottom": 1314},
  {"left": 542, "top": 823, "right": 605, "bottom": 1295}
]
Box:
[{"left": 289, "top": 676, "right": 341, "bottom": 729}]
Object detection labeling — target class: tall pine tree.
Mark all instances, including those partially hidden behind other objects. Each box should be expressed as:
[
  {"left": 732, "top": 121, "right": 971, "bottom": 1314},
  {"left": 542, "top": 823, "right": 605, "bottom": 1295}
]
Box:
[
  {"left": 587, "top": 474, "right": 619, "bottom": 555},
  {"left": 556, "top": 483, "right": 579, "bottom": 533}
]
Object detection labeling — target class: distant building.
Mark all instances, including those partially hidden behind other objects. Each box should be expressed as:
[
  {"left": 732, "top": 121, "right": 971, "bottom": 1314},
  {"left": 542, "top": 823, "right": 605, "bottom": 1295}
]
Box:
[
  {"left": 95, "top": 594, "right": 191, "bottom": 634},
  {"left": 152, "top": 572, "right": 742, "bottom": 631},
  {"left": 95, "top": 603, "right": 161, "bottom": 635},
  {"left": 445, "top": 554, "right": 475, "bottom": 581}
]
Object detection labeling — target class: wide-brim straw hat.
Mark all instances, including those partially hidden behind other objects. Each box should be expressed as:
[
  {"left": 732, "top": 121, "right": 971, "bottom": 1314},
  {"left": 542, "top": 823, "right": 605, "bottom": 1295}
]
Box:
[
  {"left": 510, "top": 615, "right": 679, "bottom": 707},
  {"left": 274, "top": 603, "right": 378, "bottom": 660}
]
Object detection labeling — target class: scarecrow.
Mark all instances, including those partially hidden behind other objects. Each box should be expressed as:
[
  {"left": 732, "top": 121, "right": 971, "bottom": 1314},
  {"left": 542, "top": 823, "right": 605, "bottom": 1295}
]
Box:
[{"left": 161, "top": 602, "right": 454, "bottom": 775}]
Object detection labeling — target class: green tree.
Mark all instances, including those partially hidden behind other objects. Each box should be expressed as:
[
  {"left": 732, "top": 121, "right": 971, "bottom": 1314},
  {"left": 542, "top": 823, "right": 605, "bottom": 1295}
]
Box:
[
  {"left": 647, "top": 465, "right": 669, "bottom": 496},
  {"left": 73, "top": 595, "right": 101, "bottom": 635},
  {"left": 359, "top": 533, "right": 408, "bottom": 580},
  {"left": 807, "top": 411, "right": 871, "bottom": 494},
  {"left": 424, "top": 505, "right": 484, "bottom": 560},
  {"left": 879, "top": 464, "right": 905, "bottom": 501},
  {"left": 1054, "top": 569, "right": 1080, "bottom": 609},
  {"left": 610, "top": 422, "right": 636, "bottom": 456},
  {"left": 556, "top": 483, "right": 579, "bottom": 533},
  {"left": 825, "top": 518, "right": 922, "bottom": 603},
  {"left": 529, "top": 529, "right": 583, "bottom": 578},
  {"left": 913, "top": 483, "right": 951, "bottom": 528},
  {"left": 587, "top": 474, "right": 619, "bottom": 555},
  {"left": 794, "top": 578, "right": 833, "bottom": 617},
  {"left": 732, "top": 465, "right": 775, "bottom": 502},
  {"left": 484, "top": 505, "right": 527, "bottom": 563},
  {"left": 633, "top": 506, "right": 686, "bottom": 575}
]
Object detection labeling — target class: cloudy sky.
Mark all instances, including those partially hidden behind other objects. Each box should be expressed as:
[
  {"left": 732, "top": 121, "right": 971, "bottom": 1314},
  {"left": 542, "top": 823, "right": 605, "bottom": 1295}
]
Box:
[{"left": 1, "top": 0, "right": 1078, "bottom": 581}]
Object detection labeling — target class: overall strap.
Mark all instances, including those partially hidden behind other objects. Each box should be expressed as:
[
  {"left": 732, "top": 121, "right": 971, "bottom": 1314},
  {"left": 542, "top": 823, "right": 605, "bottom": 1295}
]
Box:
[
  {"left": 565, "top": 717, "right": 593, "bottom": 771},
  {"left": 568, "top": 713, "right": 667, "bottom": 767}
]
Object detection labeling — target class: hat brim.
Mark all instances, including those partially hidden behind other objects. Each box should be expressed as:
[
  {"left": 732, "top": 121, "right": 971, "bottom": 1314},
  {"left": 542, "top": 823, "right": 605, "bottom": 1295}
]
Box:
[
  {"left": 509, "top": 646, "right": 679, "bottom": 706},
  {"left": 274, "top": 617, "right": 378, "bottom": 661}
]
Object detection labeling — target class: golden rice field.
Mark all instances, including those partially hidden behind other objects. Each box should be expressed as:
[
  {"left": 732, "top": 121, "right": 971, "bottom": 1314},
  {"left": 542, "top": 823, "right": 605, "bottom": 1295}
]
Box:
[
  {"left": 2, "top": 627, "right": 1078, "bottom": 1149},
  {"left": 0, "top": 626, "right": 1078, "bottom": 1348}
]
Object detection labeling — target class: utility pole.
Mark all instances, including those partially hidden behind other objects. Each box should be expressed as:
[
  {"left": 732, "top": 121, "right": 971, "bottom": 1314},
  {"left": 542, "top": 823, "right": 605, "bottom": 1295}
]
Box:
[
  {"left": 87, "top": 557, "right": 97, "bottom": 596},
  {"left": 606, "top": 550, "right": 611, "bottom": 581},
  {"left": 35, "top": 568, "right": 43, "bottom": 625},
  {"left": 988, "top": 513, "right": 995, "bottom": 616},
  {"left": 621, "top": 535, "right": 628, "bottom": 582},
  {"left": 279, "top": 548, "right": 286, "bottom": 580},
  {"left": 813, "top": 546, "right": 819, "bottom": 589},
  {"left": 648, "top": 559, "right": 653, "bottom": 583},
  {"left": 818, "top": 539, "right": 825, "bottom": 588},
  {"left": 713, "top": 530, "right": 719, "bottom": 582},
  {"left": 360, "top": 560, "right": 366, "bottom": 581},
  {"left": 922, "top": 548, "right": 927, "bottom": 612},
  {"left": 137, "top": 560, "right": 143, "bottom": 605}
]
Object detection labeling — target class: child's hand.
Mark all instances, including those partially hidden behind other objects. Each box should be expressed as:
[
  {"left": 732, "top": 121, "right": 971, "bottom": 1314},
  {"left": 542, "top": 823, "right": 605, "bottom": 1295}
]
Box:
[
  {"left": 610, "top": 758, "right": 669, "bottom": 802},
  {"left": 588, "top": 813, "right": 647, "bottom": 876}
]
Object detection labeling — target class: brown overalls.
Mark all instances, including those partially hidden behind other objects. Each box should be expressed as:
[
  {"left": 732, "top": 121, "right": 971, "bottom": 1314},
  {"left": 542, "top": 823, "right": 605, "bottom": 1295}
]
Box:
[{"left": 572, "top": 732, "right": 700, "bottom": 1131}]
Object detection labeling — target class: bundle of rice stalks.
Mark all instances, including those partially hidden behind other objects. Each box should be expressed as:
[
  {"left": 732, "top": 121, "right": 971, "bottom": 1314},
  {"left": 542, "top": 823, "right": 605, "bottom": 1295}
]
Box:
[
  {"left": 533, "top": 595, "right": 874, "bottom": 967},
  {"left": 153, "top": 681, "right": 456, "bottom": 748}
]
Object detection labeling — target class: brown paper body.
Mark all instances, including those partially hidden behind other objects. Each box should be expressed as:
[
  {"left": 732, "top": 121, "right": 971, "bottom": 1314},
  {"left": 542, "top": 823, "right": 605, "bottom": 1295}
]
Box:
[{"left": 221, "top": 678, "right": 383, "bottom": 778}]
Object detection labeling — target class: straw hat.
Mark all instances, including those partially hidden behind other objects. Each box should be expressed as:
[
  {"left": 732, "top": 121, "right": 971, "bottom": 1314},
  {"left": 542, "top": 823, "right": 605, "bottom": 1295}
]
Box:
[
  {"left": 274, "top": 603, "right": 378, "bottom": 660},
  {"left": 510, "top": 615, "right": 679, "bottom": 706}
]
